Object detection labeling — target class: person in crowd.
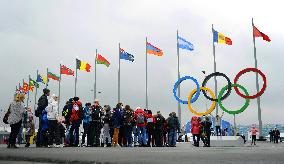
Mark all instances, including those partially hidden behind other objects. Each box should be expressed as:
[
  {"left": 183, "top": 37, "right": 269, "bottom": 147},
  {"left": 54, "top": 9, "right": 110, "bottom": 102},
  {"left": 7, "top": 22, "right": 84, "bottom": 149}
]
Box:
[
  {"left": 274, "top": 128, "right": 280, "bottom": 144},
  {"left": 122, "top": 105, "right": 135, "bottom": 147},
  {"left": 269, "top": 130, "right": 274, "bottom": 142},
  {"left": 102, "top": 105, "right": 112, "bottom": 147},
  {"left": 146, "top": 110, "right": 155, "bottom": 147},
  {"left": 133, "top": 125, "right": 139, "bottom": 147},
  {"left": 191, "top": 116, "right": 201, "bottom": 147},
  {"left": 116, "top": 103, "right": 125, "bottom": 146},
  {"left": 45, "top": 94, "right": 61, "bottom": 147},
  {"left": 167, "top": 112, "right": 180, "bottom": 147},
  {"left": 57, "top": 116, "right": 66, "bottom": 147},
  {"left": 154, "top": 111, "right": 166, "bottom": 147},
  {"left": 90, "top": 99, "right": 103, "bottom": 147},
  {"left": 35, "top": 88, "right": 50, "bottom": 147},
  {"left": 81, "top": 103, "right": 92, "bottom": 147},
  {"left": 135, "top": 107, "right": 147, "bottom": 147},
  {"left": 7, "top": 93, "right": 25, "bottom": 148},
  {"left": 24, "top": 115, "right": 35, "bottom": 147},
  {"left": 69, "top": 97, "right": 83, "bottom": 147},
  {"left": 211, "top": 112, "right": 224, "bottom": 136},
  {"left": 249, "top": 125, "right": 258, "bottom": 146},
  {"left": 201, "top": 116, "right": 212, "bottom": 147},
  {"left": 111, "top": 103, "right": 123, "bottom": 147},
  {"left": 62, "top": 98, "right": 73, "bottom": 146}
]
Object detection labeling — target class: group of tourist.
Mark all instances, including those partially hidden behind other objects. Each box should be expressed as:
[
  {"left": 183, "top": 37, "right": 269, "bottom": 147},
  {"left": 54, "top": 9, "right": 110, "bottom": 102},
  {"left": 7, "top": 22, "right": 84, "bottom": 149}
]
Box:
[
  {"left": 269, "top": 128, "right": 281, "bottom": 143},
  {"left": 5, "top": 89, "right": 181, "bottom": 148}
]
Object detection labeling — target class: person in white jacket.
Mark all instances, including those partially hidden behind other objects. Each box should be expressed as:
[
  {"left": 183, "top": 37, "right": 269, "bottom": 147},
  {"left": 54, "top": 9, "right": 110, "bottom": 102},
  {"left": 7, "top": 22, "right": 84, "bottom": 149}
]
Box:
[{"left": 45, "top": 94, "right": 60, "bottom": 147}]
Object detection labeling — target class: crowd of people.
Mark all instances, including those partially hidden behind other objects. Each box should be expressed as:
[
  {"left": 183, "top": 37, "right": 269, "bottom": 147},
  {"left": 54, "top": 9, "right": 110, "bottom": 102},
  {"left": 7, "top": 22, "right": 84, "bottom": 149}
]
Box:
[
  {"left": 4, "top": 89, "right": 282, "bottom": 149},
  {"left": 5, "top": 89, "right": 181, "bottom": 148},
  {"left": 269, "top": 128, "right": 281, "bottom": 143}
]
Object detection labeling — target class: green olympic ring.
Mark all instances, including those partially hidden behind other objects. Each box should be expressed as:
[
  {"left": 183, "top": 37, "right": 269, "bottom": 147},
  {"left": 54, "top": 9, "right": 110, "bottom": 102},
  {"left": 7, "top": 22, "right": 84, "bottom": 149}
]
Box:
[{"left": 218, "top": 83, "right": 250, "bottom": 115}]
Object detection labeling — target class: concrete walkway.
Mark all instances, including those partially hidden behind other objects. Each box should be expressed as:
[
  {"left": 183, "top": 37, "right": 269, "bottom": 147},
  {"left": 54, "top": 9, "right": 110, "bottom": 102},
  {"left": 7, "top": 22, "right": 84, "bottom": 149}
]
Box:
[{"left": 0, "top": 142, "right": 284, "bottom": 164}]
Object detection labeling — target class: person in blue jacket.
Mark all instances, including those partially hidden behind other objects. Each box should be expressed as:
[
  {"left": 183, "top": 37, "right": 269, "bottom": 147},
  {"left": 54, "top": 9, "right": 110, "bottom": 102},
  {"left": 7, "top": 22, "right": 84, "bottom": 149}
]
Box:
[{"left": 81, "top": 103, "right": 92, "bottom": 146}]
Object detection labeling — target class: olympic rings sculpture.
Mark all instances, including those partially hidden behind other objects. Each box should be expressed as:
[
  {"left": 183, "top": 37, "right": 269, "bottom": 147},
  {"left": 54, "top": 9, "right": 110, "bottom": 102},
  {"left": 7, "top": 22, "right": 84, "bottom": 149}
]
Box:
[{"left": 173, "top": 68, "right": 267, "bottom": 116}]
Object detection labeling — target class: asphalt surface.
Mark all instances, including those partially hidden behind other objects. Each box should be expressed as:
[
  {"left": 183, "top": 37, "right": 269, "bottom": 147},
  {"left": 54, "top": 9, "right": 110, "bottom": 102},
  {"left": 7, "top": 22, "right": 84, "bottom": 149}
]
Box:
[{"left": 0, "top": 142, "right": 284, "bottom": 164}]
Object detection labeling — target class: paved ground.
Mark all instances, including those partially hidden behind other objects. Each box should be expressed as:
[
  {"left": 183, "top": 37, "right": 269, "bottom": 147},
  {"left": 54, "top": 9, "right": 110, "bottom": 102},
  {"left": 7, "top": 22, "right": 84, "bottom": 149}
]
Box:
[{"left": 0, "top": 142, "right": 284, "bottom": 164}]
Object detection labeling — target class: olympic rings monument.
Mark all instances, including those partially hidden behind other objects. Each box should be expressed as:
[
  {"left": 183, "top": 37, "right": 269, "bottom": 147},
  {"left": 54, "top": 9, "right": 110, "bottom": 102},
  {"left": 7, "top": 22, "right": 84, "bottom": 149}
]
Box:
[{"left": 173, "top": 68, "right": 267, "bottom": 146}]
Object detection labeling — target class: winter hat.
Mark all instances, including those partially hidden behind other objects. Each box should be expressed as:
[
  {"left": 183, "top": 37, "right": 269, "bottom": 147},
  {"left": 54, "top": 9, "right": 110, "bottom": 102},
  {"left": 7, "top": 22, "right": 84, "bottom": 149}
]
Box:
[{"left": 73, "top": 97, "right": 79, "bottom": 101}]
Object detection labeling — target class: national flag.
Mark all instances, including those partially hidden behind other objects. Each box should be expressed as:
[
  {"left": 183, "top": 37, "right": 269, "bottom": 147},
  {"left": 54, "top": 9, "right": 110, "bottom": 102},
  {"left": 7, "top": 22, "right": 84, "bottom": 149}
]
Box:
[
  {"left": 146, "top": 42, "right": 163, "bottom": 56},
  {"left": 76, "top": 59, "right": 91, "bottom": 72},
  {"left": 36, "top": 74, "right": 47, "bottom": 84},
  {"left": 253, "top": 25, "right": 271, "bottom": 42},
  {"left": 213, "top": 30, "right": 232, "bottom": 45},
  {"left": 23, "top": 82, "right": 29, "bottom": 93},
  {"left": 177, "top": 35, "right": 194, "bottom": 51},
  {"left": 29, "top": 85, "right": 34, "bottom": 92},
  {"left": 29, "top": 78, "right": 39, "bottom": 88},
  {"left": 96, "top": 54, "right": 110, "bottom": 67},
  {"left": 61, "top": 65, "right": 75, "bottom": 76},
  {"left": 120, "top": 48, "right": 134, "bottom": 62},
  {"left": 48, "top": 72, "right": 60, "bottom": 81}
]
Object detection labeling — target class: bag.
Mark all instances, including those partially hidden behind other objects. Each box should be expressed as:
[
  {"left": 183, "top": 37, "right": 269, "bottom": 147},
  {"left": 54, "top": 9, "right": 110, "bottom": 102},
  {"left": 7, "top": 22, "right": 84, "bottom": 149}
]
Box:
[
  {"left": 35, "top": 108, "right": 41, "bottom": 117},
  {"left": 137, "top": 113, "right": 145, "bottom": 124},
  {"left": 3, "top": 105, "right": 11, "bottom": 124}
]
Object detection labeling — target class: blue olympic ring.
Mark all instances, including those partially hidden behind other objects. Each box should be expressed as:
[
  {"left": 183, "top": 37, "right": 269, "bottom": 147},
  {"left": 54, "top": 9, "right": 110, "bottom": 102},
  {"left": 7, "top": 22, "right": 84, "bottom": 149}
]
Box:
[{"left": 173, "top": 76, "right": 200, "bottom": 104}]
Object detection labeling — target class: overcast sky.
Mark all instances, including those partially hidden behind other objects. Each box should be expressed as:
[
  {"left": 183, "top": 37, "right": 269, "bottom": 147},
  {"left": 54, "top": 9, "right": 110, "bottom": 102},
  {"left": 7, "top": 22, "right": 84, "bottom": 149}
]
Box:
[{"left": 0, "top": 0, "right": 284, "bottom": 126}]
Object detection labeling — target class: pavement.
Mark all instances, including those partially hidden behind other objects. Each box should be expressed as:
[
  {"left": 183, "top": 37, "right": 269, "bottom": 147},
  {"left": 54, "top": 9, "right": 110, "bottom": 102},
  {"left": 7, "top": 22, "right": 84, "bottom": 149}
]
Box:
[{"left": 0, "top": 142, "right": 284, "bottom": 164}]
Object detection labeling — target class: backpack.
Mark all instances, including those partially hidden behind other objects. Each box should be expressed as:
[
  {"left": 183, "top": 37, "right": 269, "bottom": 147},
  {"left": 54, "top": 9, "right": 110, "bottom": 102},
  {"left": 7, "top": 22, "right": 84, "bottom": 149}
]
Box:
[{"left": 137, "top": 113, "right": 145, "bottom": 124}]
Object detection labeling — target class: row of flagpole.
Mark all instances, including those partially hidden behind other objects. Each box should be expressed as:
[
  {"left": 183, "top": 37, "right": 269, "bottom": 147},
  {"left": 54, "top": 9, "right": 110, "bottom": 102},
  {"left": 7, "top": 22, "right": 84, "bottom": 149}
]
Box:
[{"left": 15, "top": 19, "right": 269, "bottom": 136}]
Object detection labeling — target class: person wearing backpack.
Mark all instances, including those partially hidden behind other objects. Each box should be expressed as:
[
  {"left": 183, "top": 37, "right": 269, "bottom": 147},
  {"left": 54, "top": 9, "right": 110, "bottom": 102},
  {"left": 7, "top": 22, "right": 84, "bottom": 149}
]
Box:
[
  {"left": 134, "top": 107, "right": 147, "bottom": 147},
  {"left": 167, "top": 112, "right": 180, "bottom": 147},
  {"left": 154, "top": 111, "right": 166, "bottom": 147},
  {"left": 69, "top": 97, "right": 83, "bottom": 147},
  {"left": 35, "top": 88, "right": 50, "bottom": 147},
  {"left": 7, "top": 93, "right": 25, "bottom": 148},
  {"left": 90, "top": 99, "right": 103, "bottom": 147}
]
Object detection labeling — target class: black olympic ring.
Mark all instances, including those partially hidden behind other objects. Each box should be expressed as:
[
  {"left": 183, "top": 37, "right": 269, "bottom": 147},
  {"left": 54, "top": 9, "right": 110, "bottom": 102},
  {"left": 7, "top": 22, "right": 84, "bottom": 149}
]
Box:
[{"left": 202, "top": 72, "right": 232, "bottom": 102}]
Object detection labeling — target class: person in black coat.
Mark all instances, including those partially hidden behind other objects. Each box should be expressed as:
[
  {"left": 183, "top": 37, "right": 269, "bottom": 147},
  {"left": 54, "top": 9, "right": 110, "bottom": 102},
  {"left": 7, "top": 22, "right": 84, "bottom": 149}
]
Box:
[
  {"left": 35, "top": 88, "right": 50, "bottom": 147},
  {"left": 89, "top": 99, "right": 103, "bottom": 147},
  {"left": 201, "top": 116, "right": 212, "bottom": 147}
]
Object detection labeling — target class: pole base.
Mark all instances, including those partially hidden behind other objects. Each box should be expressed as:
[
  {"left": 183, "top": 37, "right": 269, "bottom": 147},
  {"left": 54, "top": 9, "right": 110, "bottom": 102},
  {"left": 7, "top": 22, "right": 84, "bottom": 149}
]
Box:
[{"left": 257, "top": 136, "right": 267, "bottom": 141}]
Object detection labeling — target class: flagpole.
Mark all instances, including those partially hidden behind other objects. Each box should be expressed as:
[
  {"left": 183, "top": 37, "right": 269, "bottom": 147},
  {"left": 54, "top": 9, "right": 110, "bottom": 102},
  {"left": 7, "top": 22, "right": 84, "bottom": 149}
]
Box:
[
  {"left": 34, "top": 70, "right": 38, "bottom": 113},
  {"left": 46, "top": 68, "right": 49, "bottom": 88},
  {"left": 145, "top": 37, "right": 148, "bottom": 109},
  {"left": 26, "top": 77, "right": 30, "bottom": 108},
  {"left": 75, "top": 59, "right": 78, "bottom": 97},
  {"left": 252, "top": 18, "right": 263, "bottom": 138},
  {"left": 94, "top": 49, "right": 98, "bottom": 100},
  {"left": 58, "top": 64, "right": 61, "bottom": 114},
  {"left": 176, "top": 30, "right": 182, "bottom": 126},
  {"left": 118, "top": 43, "right": 121, "bottom": 103},
  {"left": 212, "top": 24, "right": 219, "bottom": 116}
]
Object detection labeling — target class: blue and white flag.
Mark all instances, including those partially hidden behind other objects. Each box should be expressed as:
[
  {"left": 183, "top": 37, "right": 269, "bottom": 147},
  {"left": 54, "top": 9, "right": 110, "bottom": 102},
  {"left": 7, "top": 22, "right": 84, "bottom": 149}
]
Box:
[
  {"left": 120, "top": 48, "right": 134, "bottom": 62},
  {"left": 177, "top": 35, "right": 194, "bottom": 51}
]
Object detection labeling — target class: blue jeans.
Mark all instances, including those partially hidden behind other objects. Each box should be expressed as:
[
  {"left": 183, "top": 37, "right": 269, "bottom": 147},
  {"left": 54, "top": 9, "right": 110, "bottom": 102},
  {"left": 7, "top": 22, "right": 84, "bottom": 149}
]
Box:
[
  {"left": 133, "top": 126, "right": 138, "bottom": 145},
  {"left": 124, "top": 125, "right": 133, "bottom": 146},
  {"left": 168, "top": 129, "right": 177, "bottom": 146},
  {"left": 137, "top": 126, "right": 146, "bottom": 145}
]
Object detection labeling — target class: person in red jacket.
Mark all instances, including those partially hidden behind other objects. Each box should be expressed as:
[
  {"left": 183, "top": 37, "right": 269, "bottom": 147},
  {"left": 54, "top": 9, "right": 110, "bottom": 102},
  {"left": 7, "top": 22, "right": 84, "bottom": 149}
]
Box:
[
  {"left": 191, "top": 116, "right": 201, "bottom": 147},
  {"left": 134, "top": 107, "right": 147, "bottom": 147},
  {"left": 69, "top": 97, "right": 83, "bottom": 147}
]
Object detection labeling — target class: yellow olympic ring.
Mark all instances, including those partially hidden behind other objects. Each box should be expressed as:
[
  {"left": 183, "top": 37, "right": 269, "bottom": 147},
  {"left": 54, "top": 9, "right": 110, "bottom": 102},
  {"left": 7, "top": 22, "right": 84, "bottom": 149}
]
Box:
[{"left": 187, "top": 87, "right": 216, "bottom": 116}]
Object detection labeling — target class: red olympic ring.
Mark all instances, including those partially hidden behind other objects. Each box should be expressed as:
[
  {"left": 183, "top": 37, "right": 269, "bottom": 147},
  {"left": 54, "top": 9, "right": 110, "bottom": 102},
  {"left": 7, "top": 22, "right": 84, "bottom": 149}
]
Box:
[{"left": 234, "top": 68, "right": 267, "bottom": 99}]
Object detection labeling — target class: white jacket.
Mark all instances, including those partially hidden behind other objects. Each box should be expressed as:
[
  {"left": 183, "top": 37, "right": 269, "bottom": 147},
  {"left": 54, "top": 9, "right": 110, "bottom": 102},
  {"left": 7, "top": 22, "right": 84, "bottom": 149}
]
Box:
[{"left": 45, "top": 98, "right": 58, "bottom": 120}]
